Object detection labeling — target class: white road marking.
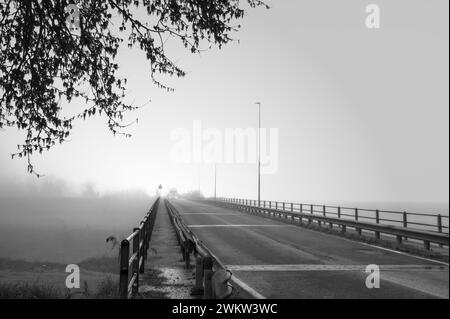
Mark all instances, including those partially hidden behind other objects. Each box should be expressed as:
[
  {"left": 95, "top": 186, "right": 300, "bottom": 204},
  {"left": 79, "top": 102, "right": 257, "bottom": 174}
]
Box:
[
  {"left": 187, "top": 224, "right": 294, "bottom": 228},
  {"left": 351, "top": 241, "right": 450, "bottom": 266},
  {"left": 295, "top": 226, "right": 450, "bottom": 266},
  {"left": 224, "top": 206, "right": 450, "bottom": 266},
  {"left": 226, "top": 264, "right": 448, "bottom": 272},
  {"left": 180, "top": 213, "right": 238, "bottom": 215},
  {"left": 231, "top": 275, "right": 266, "bottom": 299}
]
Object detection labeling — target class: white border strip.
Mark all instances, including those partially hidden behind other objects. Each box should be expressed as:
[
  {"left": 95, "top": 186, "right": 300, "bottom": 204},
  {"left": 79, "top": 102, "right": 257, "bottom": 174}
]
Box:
[
  {"left": 180, "top": 213, "right": 238, "bottom": 215},
  {"left": 231, "top": 275, "right": 266, "bottom": 299},
  {"left": 188, "top": 224, "right": 293, "bottom": 228},
  {"left": 227, "top": 264, "right": 448, "bottom": 271}
]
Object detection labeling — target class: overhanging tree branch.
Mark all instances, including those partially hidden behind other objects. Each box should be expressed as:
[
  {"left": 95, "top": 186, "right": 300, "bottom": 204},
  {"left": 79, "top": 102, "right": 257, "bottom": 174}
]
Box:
[{"left": 0, "top": 0, "right": 268, "bottom": 176}]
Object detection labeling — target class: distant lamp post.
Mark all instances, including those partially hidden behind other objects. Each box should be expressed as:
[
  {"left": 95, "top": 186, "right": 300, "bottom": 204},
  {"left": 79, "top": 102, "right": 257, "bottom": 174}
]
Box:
[
  {"left": 214, "top": 163, "right": 217, "bottom": 200},
  {"left": 256, "top": 102, "right": 261, "bottom": 207}
]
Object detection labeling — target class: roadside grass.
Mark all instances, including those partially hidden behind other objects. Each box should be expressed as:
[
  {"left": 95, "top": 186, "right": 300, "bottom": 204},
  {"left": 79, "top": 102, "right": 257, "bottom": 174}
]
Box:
[
  {"left": 0, "top": 257, "right": 119, "bottom": 299},
  {"left": 93, "top": 276, "right": 119, "bottom": 299},
  {"left": 79, "top": 256, "right": 118, "bottom": 274},
  {"left": 0, "top": 282, "right": 62, "bottom": 299}
]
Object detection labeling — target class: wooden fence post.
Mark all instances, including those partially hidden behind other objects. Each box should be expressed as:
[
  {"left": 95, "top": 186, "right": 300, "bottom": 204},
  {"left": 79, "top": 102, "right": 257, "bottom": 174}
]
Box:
[
  {"left": 119, "top": 240, "right": 130, "bottom": 299},
  {"left": 132, "top": 228, "right": 140, "bottom": 296}
]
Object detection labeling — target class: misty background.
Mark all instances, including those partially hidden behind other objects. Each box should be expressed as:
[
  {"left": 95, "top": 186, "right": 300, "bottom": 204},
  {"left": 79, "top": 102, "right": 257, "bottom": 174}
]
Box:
[{"left": 0, "top": 0, "right": 448, "bottom": 263}]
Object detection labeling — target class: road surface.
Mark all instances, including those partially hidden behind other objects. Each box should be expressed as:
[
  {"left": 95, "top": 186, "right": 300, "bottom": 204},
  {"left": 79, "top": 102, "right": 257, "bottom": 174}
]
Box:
[{"left": 170, "top": 199, "right": 449, "bottom": 299}]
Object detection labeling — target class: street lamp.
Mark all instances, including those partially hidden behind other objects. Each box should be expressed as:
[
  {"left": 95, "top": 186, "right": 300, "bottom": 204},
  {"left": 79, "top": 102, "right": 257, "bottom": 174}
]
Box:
[
  {"left": 214, "top": 163, "right": 217, "bottom": 200},
  {"left": 256, "top": 102, "right": 261, "bottom": 207}
]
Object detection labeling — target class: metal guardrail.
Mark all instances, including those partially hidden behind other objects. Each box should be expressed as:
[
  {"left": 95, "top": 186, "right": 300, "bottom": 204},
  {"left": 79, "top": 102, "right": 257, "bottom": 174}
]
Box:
[
  {"left": 209, "top": 198, "right": 449, "bottom": 250},
  {"left": 118, "top": 197, "right": 160, "bottom": 299},
  {"left": 217, "top": 198, "right": 449, "bottom": 235},
  {"left": 165, "top": 199, "right": 233, "bottom": 299}
]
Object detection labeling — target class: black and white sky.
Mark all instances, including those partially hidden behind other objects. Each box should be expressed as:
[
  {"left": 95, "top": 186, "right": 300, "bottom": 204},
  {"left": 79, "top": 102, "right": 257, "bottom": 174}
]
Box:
[{"left": 0, "top": 0, "right": 448, "bottom": 207}]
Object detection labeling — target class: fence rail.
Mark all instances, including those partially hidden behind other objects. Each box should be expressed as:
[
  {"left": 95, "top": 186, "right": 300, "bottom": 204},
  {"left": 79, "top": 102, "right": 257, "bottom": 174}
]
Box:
[
  {"left": 165, "top": 199, "right": 233, "bottom": 299},
  {"left": 211, "top": 198, "right": 449, "bottom": 250},
  {"left": 119, "top": 197, "right": 160, "bottom": 299},
  {"left": 218, "top": 198, "right": 449, "bottom": 235}
]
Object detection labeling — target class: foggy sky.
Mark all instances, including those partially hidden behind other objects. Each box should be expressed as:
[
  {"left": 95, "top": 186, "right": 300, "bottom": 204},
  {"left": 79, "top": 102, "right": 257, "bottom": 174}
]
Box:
[{"left": 0, "top": 0, "right": 448, "bottom": 207}]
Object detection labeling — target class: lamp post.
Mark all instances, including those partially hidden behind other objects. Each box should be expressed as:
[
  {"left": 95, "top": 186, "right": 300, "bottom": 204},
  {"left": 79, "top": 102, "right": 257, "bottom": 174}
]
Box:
[
  {"left": 256, "top": 102, "right": 261, "bottom": 207},
  {"left": 214, "top": 163, "right": 217, "bottom": 200}
]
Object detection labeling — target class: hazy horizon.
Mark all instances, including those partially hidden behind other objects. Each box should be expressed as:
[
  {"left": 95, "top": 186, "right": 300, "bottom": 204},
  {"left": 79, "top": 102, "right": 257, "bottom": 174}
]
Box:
[{"left": 1, "top": 0, "right": 449, "bottom": 205}]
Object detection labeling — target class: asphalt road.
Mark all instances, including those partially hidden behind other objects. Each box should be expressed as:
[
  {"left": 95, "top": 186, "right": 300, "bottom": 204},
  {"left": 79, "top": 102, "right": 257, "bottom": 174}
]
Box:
[{"left": 170, "top": 199, "right": 449, "bottom": 299}]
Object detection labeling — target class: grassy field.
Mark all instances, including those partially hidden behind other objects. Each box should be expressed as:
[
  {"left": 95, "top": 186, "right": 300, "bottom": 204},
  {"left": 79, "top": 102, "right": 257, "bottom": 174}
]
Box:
[
  {"left": 0, "top": 194, "right": 154, "bottom": 263},
  {"left": 0, "top": 193, "right": 155, "bottom": 298},
  {"left": 0, "top": 257, "right": 119, "bottom": 298}
]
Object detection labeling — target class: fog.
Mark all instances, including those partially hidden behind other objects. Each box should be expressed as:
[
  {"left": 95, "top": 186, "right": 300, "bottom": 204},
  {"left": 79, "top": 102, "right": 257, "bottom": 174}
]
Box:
[
  {"left": 0, "top": 0, "right": 448, "bottom": 263},
  {"left": 0, "top": 177, "right": 154, "bottom": 263}
]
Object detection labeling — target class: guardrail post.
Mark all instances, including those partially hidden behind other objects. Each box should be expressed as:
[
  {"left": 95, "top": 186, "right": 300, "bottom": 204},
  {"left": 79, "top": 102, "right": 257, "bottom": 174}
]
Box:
[
  {"left": 132, "top": 228, "right": 140, "bottom": 296},
  {"left": 355, "top": 208, "right": 362, "bottom": 235},
  {"left": 203, "top": 256, "right": 214, "bottom": 299},
  {"left": 424, "top": 240, "right": 430, "bottom": 250},
  {"left": 322, "top": 207, "right": 330, "bottom": 228},
  {"left": 309, "top": 205, "right": 313, "bottom": 225},
  {"left": 282, "top": 202, "right": 285, "bottom": 211},
  {"left": 300, "top": 203, "right": 303, "bottom": 213},
  {"left": 119, "top": 240, "right": 130, "bottom": 299},
  {"left": 355, "top": 208, "right": 361, "bottom": 235},
  {"left": 291, "top": 203, "right": 293, "bottom": 212},
  {"left": 438, "top": 215, "right": 443, "bottom": 247},
  {"left": 337, "top": 206, "right": 341, "bottom": 219},
  {"left": 437, "top": 214, "right": 442, "bottom": 233},
  {"left": 356, "top": 227, "right": 362, "bottom": 236},
  {"left": 396, "top": 235, "right": 402, "bottom": 245},
  {"left": 191, "top": 256, "right": 204, "bottom": 295},
  {"left": 184, "top": 246, "right": 191, "bottom": 269},
  {"left": 403, "top": 212, "right": 408, "bottom": 241},
  {"left": 375, "top": 210, "right": 380, "bottom": 239}
]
